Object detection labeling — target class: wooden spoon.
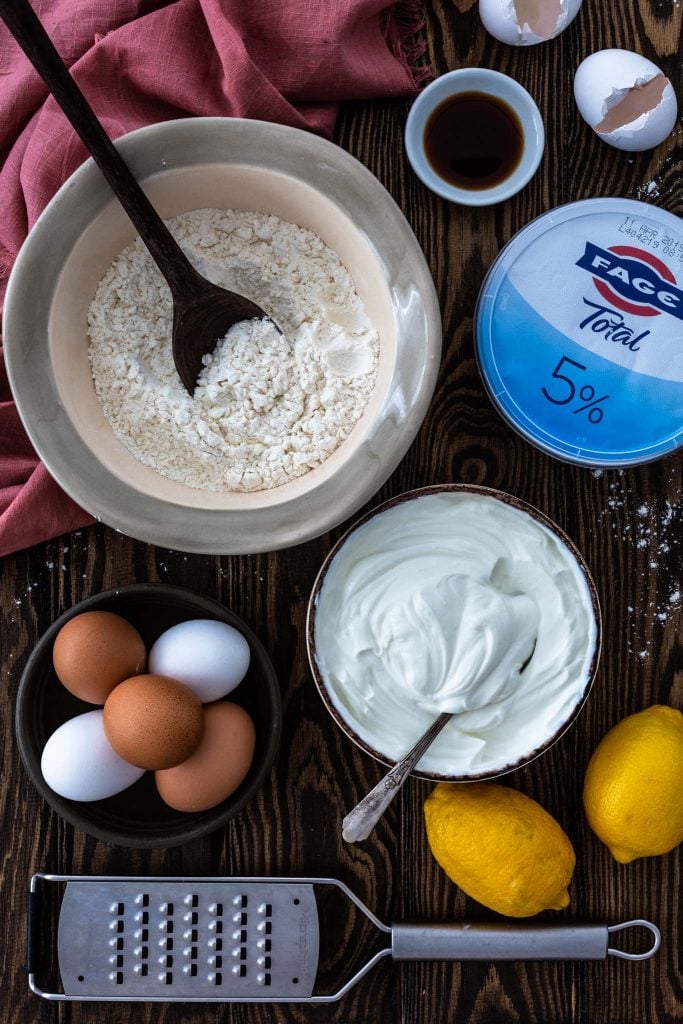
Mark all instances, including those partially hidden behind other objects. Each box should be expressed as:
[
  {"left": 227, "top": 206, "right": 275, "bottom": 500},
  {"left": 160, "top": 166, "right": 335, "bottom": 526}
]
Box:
[{"left": 0, "top": 0, "right": 274, "bottom": 395}]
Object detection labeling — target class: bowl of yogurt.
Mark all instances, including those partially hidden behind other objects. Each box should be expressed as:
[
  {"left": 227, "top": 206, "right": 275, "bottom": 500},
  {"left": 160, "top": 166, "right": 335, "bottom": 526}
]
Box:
[{"left": 307, "top": 485, "right": 601, "bottom": 780}]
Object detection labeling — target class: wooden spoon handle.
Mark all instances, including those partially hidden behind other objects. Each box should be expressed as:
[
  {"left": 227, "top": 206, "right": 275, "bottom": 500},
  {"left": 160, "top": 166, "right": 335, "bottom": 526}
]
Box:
[{"left": 0, "top": 0, "right": 198, "bottom": 297}]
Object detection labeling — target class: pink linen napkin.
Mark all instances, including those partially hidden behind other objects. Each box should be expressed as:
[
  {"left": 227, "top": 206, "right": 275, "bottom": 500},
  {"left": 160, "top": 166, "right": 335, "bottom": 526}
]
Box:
[{"left": 0, "top": 0, "right": 428, "bottom": 557}]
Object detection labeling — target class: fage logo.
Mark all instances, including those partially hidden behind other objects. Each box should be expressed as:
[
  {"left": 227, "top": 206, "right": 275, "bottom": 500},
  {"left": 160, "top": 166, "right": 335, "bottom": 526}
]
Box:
[{"left": 576, "top": 242, "right": 683, "bottom": 321}]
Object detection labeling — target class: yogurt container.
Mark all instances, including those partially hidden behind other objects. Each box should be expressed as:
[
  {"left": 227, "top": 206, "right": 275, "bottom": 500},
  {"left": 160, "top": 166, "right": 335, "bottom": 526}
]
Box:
[
  {"left": 475, "top": 198, "right": 683, "bottom": 467},
  {"left": 307, "top": 485, "right": 601, "bottom": 780}
]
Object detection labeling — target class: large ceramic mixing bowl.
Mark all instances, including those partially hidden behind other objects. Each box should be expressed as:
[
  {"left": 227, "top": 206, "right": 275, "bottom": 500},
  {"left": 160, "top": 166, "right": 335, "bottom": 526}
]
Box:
[{"left": 4, "top": 118, "right": 440, "bottom": 553}]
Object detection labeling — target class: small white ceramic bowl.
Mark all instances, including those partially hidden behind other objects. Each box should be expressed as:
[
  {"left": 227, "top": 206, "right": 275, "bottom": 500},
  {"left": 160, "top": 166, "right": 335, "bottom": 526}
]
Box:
[{"left": 405, "top": 68, "right": 545, "bottom": 206}]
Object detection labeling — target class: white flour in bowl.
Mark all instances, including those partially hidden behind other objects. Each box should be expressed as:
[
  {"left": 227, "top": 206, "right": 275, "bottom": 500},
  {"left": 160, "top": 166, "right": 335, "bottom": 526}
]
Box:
[{"left": 88, "top": 208, "right": 379, "bottom": 492}]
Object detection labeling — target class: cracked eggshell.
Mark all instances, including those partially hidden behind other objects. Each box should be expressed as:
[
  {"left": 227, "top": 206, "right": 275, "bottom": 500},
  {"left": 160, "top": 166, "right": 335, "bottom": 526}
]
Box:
[
  {"left": 479, "top": 0, "right": 583, "bottom": 45},
  {"left": 574, "top": 50, "right": 678, "bottom": 152}
]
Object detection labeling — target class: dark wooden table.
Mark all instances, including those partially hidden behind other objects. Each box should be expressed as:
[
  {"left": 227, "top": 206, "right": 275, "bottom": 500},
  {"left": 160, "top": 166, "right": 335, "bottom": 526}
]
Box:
[{"left": 1, "top": 1, "right": 681, "bottom": 1021}]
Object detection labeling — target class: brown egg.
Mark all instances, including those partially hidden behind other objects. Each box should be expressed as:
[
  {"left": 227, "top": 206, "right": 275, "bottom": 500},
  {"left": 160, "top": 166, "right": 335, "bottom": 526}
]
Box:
[
  {"left": 53, "top": 610, "right": 147, "bottom": 704},
  {"left": 155, "top": 702, "right": 256, "bottom": 812},
  {"left": 103, "top": 674, "right": 204, "bottom": 770}
]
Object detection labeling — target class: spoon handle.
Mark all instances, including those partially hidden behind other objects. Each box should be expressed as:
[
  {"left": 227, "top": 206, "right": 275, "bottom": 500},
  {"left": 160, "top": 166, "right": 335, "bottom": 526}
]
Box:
[
  {"left": 0, "top": 0, "right": 199, "bottom": 297},
  {"left": 342, "top": 712, "right": 453, "bottom": 844}
]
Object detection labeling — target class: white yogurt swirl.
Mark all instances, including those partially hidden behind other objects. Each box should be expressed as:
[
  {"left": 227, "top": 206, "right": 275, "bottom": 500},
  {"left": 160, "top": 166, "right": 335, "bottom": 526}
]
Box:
[{"left": 313, "top": 492, "right": 598, "bottom": 776}]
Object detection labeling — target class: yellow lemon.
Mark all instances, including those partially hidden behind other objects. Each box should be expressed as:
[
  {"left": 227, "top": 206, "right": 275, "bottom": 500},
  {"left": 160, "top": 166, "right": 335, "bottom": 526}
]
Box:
[
  {"left": 424, "top": 782, "right": 575, "bottom": 917},
  {"left": 583, "top": 704, "right": 683, "bottom": 863}
]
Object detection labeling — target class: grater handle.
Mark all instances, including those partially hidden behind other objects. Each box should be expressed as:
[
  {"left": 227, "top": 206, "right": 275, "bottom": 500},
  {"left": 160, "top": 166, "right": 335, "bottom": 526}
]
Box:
[{"left": 391, "top": 920, "right": 660, "bottom": 962}]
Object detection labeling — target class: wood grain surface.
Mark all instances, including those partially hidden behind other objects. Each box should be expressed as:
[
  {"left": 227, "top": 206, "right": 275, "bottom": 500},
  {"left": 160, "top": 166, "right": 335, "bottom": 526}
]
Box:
[{"left": 1, "top": 1, "right": 681, "bottom": 1021}]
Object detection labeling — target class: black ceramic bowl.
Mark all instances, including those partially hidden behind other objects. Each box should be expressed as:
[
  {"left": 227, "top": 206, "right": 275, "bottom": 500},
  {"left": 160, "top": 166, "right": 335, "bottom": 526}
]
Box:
[{"left": 15, "top": 584, "right": 281, "bottom": 848}]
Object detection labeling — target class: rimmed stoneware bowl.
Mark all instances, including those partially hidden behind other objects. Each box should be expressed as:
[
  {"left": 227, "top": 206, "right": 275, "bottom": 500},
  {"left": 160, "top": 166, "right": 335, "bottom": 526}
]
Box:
[
  {"left": 4, "top": 118, "right": 441, "bottom": 554},
  {"left": 15, "top": 584, "right": 281, "bottom": 848},
  {"left": 307, "top": 483, "right": 602, "bottom": 781}
]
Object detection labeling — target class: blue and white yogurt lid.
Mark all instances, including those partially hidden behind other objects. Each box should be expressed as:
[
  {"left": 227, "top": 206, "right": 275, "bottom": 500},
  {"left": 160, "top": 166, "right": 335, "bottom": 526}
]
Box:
[{"left": 475, "top": 198, "right": 683, "bottom": 467}]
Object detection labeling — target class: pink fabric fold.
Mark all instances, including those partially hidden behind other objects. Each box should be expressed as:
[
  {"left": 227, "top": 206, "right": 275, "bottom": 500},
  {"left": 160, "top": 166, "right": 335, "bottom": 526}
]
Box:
[{"left": 0, "top": 0, "right": 426, "bottom": 557}]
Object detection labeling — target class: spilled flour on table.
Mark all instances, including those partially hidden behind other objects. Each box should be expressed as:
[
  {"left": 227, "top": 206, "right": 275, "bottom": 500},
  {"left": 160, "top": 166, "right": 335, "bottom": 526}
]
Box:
[
  {"left": 88, "top": 209, "right": 378, "bottom": 492},
  {"left": 596, "top": 467, "right": 681, "bottom": 660}
]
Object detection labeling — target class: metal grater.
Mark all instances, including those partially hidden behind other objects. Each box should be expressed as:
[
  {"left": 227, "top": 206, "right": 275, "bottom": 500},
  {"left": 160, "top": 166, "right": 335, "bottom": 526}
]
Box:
[{"left": 28, "top": 874, "right": 661, "bottom": 1004}]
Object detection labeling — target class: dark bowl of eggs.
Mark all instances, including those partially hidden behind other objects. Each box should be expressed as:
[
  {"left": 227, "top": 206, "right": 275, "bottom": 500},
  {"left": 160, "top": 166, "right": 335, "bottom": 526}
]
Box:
[{"left": 15, "top": 584, "right": 281, "bottom": 848}]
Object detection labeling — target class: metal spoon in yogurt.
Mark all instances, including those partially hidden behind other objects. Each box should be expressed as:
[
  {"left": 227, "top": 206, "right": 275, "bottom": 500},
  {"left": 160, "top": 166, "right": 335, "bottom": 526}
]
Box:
[
  {"left": 342, "top": 712, "right": 453, "bottom": 843},
  {"left": 342, "top": 640, "right": 538, "bottom": 843}
]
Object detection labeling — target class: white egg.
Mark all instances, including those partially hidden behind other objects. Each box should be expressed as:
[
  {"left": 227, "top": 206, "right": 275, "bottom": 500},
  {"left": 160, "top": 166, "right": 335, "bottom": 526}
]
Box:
[
  {"left": 41, "top": 710, "right": 144, "bottom": 802},
  {"left": 149, "top": 619, "right": 251, "bottom": 703},
  {"left": 479, "top": 0, "right": 582, "bottom": 45},
  {"left": 574, "top": 50, "right": 678, "bottom": 152}
]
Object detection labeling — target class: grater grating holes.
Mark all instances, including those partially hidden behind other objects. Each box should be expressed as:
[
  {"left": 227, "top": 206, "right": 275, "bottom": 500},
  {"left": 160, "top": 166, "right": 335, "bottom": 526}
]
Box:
[
  {"left": 209, "top": 898, "right": 227, "bottom": 985},
  {"left": 108, "top": 900, "right": 126, "bottom": 984},
  {"left": 181, "top": 893, "right": 200, "bottom": 979},
  {"left": 255, "top": 900, "right": 272, "bottom": 986},
  {"left": 161, "top": 902, "right": 174, "bottom": 985},
  {"left": 52, "top": 878, "right": 322, "bottom": 999}
]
